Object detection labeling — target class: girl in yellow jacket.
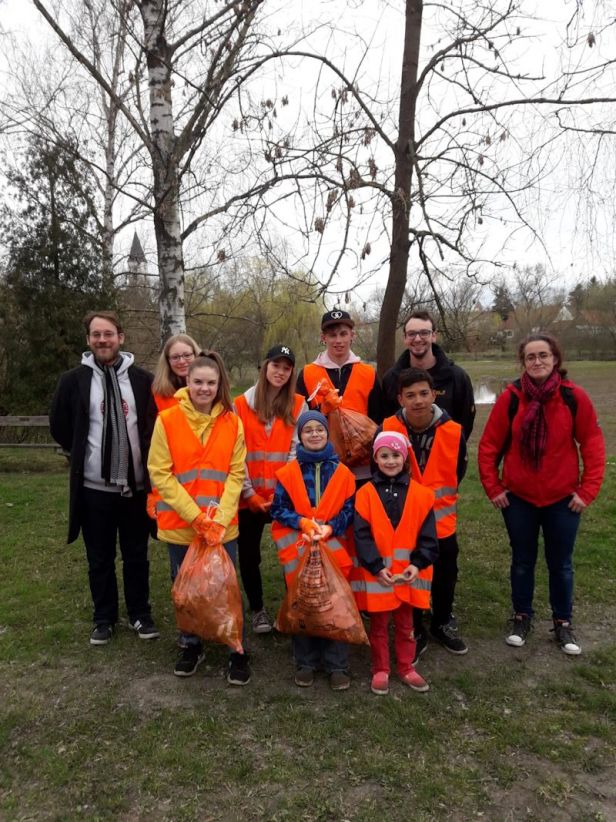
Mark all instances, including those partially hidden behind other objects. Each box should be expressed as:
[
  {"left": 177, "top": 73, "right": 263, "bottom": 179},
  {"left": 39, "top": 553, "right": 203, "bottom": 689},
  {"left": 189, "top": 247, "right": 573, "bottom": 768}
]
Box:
[{"left": 148, "top": 351, "right": 250, "bottom": 685}]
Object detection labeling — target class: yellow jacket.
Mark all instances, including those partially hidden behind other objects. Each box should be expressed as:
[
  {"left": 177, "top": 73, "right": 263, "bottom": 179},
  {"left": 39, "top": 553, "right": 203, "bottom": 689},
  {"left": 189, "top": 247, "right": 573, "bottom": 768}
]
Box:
[{"left": 148, "top": 388, "right": 246, "bottom": 545}]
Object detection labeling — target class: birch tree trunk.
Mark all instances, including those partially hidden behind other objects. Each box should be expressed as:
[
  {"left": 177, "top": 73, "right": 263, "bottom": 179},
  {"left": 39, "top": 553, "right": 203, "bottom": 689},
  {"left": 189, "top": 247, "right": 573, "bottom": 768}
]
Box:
[
  {"left": 376, "top": 0, "right": 423, "bottom": 377},
  {"left": 139, "top": 0, "right": 185, "bottom": 339}
]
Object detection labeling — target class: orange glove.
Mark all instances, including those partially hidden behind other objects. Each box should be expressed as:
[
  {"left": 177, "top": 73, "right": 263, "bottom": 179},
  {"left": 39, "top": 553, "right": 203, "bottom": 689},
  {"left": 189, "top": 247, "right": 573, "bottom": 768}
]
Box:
[
  {"left": 202, "top": 521, "right": 226, "bottom": 546},
  {"left": 146, "top": 493, "right": 157, "bottom": 520},
  {"left": 299, "top": 517, "right": 318, "bottom": 537},
  {"left": 320, "top": 388, "right": 342, "bottom": 415},
  {"left": 247, "top": 493, "right": 271, "bottom": 514},
  {"left": 192, "top": 512, "right": 210, "bottom": 537}
]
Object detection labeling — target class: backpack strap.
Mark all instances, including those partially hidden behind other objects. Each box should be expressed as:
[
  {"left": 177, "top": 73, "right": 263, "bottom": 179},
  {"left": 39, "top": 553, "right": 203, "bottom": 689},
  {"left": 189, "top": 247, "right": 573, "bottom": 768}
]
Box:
[{"left": 497, "top": 379, "right": 577, "bottom": 464}]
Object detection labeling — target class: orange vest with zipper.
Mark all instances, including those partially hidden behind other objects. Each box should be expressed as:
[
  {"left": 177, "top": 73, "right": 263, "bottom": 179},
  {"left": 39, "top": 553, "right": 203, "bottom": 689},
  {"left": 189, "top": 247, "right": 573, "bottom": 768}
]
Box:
[
  {"left": 383, "top": 415, "right": 461, "bottom": 538},
  {"left": 155, "top": 404, "right": 239, "bottom": 531},
  {"left": 234, "top": 393, "right": 304, "bottom": 505},
  {"left": 302, "top": 362, "right": 375, "bottom": 415},
  {"left": 350, "top": 480, "right": 435, "bottom": 612},
  {"left": 271, "top": 459, "right": 355, "bottom": 585}
]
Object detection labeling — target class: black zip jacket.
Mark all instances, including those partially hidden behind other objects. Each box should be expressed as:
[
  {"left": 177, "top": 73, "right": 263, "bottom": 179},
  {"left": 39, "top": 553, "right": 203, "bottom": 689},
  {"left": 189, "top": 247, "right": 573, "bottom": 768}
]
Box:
[{"left": 382, "top": 344, "right": 475, "bottom": 440}]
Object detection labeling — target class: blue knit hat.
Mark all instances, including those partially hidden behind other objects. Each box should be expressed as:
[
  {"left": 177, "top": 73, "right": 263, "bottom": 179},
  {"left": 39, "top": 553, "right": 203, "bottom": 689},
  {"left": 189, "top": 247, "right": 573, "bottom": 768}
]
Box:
[{"left": 297, "top": 410, "right": 329, "bottom": 436}]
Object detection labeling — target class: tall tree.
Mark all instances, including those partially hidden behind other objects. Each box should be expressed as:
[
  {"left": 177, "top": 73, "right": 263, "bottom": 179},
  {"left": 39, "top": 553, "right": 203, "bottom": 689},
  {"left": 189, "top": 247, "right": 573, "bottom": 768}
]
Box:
[{"left": 0, "top": 136, "right": 118, "bottom": 413}]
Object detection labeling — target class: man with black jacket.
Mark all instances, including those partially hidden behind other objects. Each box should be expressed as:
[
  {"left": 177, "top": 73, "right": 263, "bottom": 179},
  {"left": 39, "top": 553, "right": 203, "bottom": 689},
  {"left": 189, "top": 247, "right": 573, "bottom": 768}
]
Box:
[
  {"left": 50, "top": 311, "right": 159, "bottom": 647},
  {"left": 382, "top": 311, "right": 475, "bottom": 441}
]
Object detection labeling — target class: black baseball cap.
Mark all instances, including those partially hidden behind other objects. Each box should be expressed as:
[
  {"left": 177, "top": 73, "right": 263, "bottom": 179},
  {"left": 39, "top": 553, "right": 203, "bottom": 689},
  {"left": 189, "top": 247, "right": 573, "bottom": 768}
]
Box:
[
  {"left": 321, "top": 309, "right": 354, "bottom": 330},
  {"left": 265, "top": 344, "right": 295, "bottom": 365}
]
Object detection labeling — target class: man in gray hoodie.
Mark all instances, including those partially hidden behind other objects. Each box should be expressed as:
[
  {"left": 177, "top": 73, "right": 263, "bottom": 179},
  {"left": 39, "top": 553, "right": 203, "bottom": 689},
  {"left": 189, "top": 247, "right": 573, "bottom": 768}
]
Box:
[{"left": 50, "top": 311, "right": 159, "bottom": 646}]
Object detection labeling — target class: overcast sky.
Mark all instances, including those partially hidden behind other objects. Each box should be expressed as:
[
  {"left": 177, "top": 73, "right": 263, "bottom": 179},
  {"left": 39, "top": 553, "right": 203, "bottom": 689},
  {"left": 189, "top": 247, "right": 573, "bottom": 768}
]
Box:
[{"left": 1, "top": 0, "right": 614, "bottom": 300}]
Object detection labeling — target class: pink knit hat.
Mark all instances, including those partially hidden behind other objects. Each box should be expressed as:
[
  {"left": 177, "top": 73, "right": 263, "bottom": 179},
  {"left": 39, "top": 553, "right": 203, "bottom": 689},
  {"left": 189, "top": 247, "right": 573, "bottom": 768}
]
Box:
[{"left": 372, "top": 431, "right": 409, "bottom": 459}]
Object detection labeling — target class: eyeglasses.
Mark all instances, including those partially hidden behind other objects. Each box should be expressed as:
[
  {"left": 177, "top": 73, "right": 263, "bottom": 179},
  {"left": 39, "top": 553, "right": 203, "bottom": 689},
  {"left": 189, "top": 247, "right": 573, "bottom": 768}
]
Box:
[
  {"left": 404, "top": 329, "right": 433, "bottom": 339},
  {"left": 89, "top": 331, "right": 118, "bottom": 340},
  {"left": 524, "top": 352, "right": 552, "bottom": 363},
  {"left": 169, "top": 352, "right": 195, "bottom": 363}
]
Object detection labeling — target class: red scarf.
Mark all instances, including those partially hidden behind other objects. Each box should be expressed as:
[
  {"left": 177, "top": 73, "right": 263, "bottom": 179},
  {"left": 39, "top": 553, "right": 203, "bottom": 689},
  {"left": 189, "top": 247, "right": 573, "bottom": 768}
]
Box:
[{"left": 519, "top": 369, "right": 561, "bottom": 468}]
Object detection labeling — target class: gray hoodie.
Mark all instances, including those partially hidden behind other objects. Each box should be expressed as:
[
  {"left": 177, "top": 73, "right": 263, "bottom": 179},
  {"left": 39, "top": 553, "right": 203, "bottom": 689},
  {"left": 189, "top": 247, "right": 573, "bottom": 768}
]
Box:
[{"left": 81, "top": 351, "right": 146, "bottom": 492}]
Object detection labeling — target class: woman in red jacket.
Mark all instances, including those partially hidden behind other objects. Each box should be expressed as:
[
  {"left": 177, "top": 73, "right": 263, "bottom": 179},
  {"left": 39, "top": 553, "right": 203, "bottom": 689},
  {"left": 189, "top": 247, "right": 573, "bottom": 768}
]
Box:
[{"left": 478, "top": 333, "right": 605, "bottom": 655}]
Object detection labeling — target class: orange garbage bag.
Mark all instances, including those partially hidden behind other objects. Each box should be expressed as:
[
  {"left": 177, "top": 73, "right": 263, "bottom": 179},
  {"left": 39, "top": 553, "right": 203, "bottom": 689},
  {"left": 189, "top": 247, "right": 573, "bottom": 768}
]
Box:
[
  {"left": 172, "top": 536, "right": 243, "bottom": 653},
  {"left": 275, "top": 539, "right": 369, "bottom": 645},
  {"left": 328, "top": 406, "right": 377, "bottom": 468}
]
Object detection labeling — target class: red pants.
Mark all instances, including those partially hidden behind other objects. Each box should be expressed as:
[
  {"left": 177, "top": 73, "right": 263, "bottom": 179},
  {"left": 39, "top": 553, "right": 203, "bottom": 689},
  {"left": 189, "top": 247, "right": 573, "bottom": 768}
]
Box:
[{"left": 368, "top": 603, "right": 416, "bottom": 676}]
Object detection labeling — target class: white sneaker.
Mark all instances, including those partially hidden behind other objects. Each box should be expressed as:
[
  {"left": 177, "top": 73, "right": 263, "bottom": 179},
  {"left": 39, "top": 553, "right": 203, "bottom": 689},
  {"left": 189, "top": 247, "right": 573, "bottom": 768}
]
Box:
[{"left": 553, "top": 621, "right": 581, "bottom": 655}]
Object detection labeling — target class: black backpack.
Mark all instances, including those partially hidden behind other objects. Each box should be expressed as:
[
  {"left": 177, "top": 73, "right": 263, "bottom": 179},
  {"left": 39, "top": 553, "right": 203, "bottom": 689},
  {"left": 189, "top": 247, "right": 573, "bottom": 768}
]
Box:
[{"left": 498, "top": 378, "right": 577, "bottom": 463}]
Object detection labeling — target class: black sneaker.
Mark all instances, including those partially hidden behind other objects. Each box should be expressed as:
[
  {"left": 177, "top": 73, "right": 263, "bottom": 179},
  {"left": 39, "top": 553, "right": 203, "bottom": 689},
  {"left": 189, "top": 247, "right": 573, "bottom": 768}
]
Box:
[
  {"left": 505, "top": 613, "right": 532, "bottom": 647},
  {"left": 430, "top": 618, "right": 468, "bottom": 654},
  {"left": 552, "top": 621, "right": 581, "bottom": 656},
  {"left": 90, "top": 623, "right": 113, "bottom": 646},
  {"left": 128, "top": 617, "right": 160, "bottom": 640},
  {"left": 174, "top": 645, "right": 205, "bottom": 677},
  {"left": 413, "top": 630, "right": 429, "bottom": 663},
  {"left": 227, "top": 652, "right": 251, "bottom": 686}
]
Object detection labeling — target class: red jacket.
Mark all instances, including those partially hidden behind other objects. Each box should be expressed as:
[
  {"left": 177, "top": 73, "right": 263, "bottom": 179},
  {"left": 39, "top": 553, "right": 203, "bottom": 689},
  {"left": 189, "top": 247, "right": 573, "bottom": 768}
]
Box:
[{"left": 478, "top": 380, "right": 605, "bottom": 507}]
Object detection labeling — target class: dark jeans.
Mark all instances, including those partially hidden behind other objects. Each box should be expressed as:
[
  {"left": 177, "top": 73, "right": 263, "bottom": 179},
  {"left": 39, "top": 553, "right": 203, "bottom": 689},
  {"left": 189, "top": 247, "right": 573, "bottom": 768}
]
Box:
[
  {"left": 502, "top": 493, "right": 580, "bottom": 622},
  {"left": 431, "top": 533, "right": 459, "bottom": 628},
  {"left": 237, "top": 508, "right": 270, "bottom": 612},
  {"left": 413, "top": 532, "right": 460, "bottom": 634},
  {"left": 80, "top": 487, "right": 152, "bottom": 625},
  {"left": 169, "top": 539, "right": 247, "bottom": 652},
  {"left": 292, "top": 635, "right": 349, "bottom": 673}
]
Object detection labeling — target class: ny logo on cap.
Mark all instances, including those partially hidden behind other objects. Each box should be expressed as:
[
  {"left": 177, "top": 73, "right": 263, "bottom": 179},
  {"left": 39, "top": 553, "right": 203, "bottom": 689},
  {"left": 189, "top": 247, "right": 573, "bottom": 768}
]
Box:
[
  {"left": 331, "top": 310, "right": 343, "bottom": 319},
  {"left": 281, "top": 346, "right": 290, "bottom": 355}
]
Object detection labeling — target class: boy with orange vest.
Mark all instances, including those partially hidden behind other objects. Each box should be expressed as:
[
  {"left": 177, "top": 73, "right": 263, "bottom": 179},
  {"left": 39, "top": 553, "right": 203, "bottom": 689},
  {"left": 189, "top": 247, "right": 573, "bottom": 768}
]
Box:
[
  {"left": 352, "top": 431, "right": 438, "bottom": 695},
  {"left": 296, "top": 310, "right": 383, "bottom": 480},
  {"left": 270, "top": 411, "right": 356, "bottom": 690},
  {"left": 381, "top": 368, "right": 468, "bottom": 657}
]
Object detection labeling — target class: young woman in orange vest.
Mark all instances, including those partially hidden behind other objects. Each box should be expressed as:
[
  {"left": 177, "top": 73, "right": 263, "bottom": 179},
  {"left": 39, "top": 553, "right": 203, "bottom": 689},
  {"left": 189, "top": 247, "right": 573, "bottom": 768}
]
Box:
[
  {"left": 352, "top": 431, "right": 438, "bottom": 695},
  {"left": 380, "top": 368, "right": 468, "bottom": 659},
  {"left": 234, "top": 345, "right": 307, "bottom": 635},
  {"left": 147, "top": 352, "right": 251, "bottom": 685},
  {"left": 270, "top": 410, "right": 356, "bottom": 690},
  {"left": 151, "top": 333, "right": 201, "bottom": 412}
]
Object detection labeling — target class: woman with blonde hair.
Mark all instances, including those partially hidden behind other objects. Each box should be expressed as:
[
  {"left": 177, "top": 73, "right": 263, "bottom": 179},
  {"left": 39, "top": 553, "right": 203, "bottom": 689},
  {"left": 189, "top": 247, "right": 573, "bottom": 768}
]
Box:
[
  {"left": 152, "top": 333, "right": 201, "bottom": 411},
  {"left": 148, "top": 351, "right": 251, "bottom": 685},
  {"left": 234, "top": 345, "right": 307, "bottom": 633}
]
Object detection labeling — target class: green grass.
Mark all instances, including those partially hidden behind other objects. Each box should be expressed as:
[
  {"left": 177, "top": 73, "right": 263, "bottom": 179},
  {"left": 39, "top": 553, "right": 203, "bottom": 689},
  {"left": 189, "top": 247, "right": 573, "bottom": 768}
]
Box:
[{"left": 1, "top": 361, "right": 615, "bottom": 820}]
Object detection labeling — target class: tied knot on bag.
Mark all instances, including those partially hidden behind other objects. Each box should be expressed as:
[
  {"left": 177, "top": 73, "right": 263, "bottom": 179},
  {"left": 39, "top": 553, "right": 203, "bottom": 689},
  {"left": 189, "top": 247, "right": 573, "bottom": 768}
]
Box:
[{"left": 519, "top": 369, "right": 561, "bottom": 468}]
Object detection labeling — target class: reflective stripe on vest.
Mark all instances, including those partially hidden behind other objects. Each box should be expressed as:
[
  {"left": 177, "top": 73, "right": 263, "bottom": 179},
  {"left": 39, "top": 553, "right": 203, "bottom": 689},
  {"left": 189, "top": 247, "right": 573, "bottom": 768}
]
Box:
[
  {"left": 234, "top": 393, "right": 304, "bottom": 504},
  {"left": 383, "top": 415, "right": 461, "bottom": 538},
  {"left": 349, "top": 479, "right": 435, "bottom": 612},
  {"left": 271, "top": 459, "right": 355, "bottom": 585},
  {"left": 156, "top": 405, "right": 239, "bottom": 531},
  {"left": 302, "top": 363, "right": 375, "bottom": 415}
]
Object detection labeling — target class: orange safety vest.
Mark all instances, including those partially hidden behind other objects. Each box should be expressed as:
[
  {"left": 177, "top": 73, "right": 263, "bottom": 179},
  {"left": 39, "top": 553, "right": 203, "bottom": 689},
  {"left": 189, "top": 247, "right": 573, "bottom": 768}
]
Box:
[
  {"left": 234, "top": 393, "right": 304, "bottom": 506},
  {"left": 383, "top": 415, "right": 461, "bottom": 538},
  {"left": 350, "top": 480, "right": 435, "bottom": 612},
  {"left": 155, "top": 404, "right": 239, "bottom": 531},
  {"left": 271, "top": 459, "right": 355, "bottom": 585},
  {"left": 302, "top": 362, "right": 376, "bottom": 415},
  {"left": 153, "top": 392, "right": 179, "bottom": 412}
]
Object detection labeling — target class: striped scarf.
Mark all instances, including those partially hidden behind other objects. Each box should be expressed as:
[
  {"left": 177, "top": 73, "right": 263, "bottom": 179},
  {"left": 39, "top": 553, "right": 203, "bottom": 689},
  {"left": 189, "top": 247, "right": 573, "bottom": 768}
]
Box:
[
  {"left": 519, "top": 369, "right": 561, "bottom": 468},
  {"left": 101, "top": 363, "right": 132, "bottom": 496}
]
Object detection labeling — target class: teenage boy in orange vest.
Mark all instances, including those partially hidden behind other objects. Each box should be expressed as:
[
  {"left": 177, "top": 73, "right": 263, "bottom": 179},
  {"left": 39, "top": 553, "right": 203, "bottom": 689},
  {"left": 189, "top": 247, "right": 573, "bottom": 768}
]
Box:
[
  {"left": 270, "top": 410, "right": 356, "bottom": 690},
  {"left": 381, "top": 368, "right": 468, "bottom": 658},
  {"left": 297, "top": 310, "right": 383, "bottom": 480}
]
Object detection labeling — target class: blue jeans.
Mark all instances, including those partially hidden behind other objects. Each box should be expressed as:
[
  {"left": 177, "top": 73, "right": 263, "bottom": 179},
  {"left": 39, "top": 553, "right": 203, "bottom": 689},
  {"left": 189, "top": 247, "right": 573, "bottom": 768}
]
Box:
[
  {"left": 168, "top": 540, "right": 246, "bottom": 651},
  {"left": 502, "top": 494, "right": 580, "bottom": 621},
  {"left": 292, "top": 635, "right": 349, "bottom": 673}
]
